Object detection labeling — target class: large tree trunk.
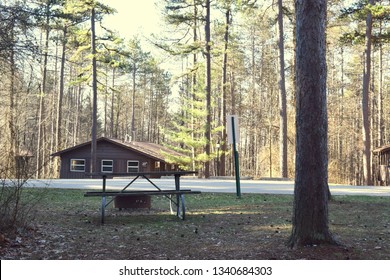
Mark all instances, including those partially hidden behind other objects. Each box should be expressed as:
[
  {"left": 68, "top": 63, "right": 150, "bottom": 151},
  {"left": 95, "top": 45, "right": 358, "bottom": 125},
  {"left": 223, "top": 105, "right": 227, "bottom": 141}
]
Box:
[
  {"left": 277, "top": 0, "right": 288, "bottom": 178},
  {"left": 288, "top": 0, "right": 336, "bottom": 248},
  {"left": 362, "top": 0, "right": 375, "bottom": 186}
]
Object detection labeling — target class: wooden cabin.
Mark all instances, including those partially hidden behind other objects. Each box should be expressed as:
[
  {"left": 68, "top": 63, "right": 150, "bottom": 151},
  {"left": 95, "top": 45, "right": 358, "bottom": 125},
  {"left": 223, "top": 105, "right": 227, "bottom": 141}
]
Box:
[
  {"left": 14, "top": 148, "right": 33, "bottom": 178},
  {"left": 373, "top": 144, "right": 390, "bottom": 186},
  {"left": 51, "top": 137, "right": 185, "bottom": 179}
]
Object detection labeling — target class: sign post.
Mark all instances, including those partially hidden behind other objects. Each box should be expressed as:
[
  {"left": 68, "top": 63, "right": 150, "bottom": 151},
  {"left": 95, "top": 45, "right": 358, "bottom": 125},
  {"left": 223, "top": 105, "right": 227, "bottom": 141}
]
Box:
[{"left": 227, "top": 115, "right": 241, "bottom": 198}]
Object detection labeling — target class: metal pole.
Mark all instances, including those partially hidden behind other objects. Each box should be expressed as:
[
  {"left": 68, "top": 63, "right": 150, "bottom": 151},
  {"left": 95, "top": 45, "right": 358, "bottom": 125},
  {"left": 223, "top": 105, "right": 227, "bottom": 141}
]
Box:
[
  {"left": 101, "top": 175, "right": 106, "bottom": 224},
  {"left": 231, "top": 116, "right": 241, "bottom": 198},
  {"left": 216, "top": 143, "right": 220, "bottom": 176}
]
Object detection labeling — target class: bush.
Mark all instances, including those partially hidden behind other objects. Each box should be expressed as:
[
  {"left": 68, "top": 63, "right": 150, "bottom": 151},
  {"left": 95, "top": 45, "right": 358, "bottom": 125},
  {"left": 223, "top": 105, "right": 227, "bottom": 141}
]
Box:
[{"left": 0, "top": 156, "right": 41, "bottom": 238}]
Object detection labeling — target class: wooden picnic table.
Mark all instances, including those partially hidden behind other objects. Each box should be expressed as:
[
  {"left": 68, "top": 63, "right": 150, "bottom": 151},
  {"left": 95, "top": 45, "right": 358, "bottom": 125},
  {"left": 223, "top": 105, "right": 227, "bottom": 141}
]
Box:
[{"left": 84, "top": 171, "right": 200, "bottom": 223}]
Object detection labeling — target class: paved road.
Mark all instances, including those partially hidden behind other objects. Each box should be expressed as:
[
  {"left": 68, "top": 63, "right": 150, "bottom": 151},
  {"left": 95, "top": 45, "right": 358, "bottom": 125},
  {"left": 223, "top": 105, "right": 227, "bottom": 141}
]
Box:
[{"left": 25, "top": 177, "right": 390, "bottom": 196}]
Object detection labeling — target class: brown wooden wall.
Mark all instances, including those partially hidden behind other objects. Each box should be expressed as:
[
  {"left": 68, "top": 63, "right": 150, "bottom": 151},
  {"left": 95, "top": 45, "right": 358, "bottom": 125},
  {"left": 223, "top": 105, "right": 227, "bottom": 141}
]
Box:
[
  {"left": 57, "top": 140, "right": 171, "bottom": 179},
  {"left": 373, "top": 151, "right": 390, "bottom": 186}
]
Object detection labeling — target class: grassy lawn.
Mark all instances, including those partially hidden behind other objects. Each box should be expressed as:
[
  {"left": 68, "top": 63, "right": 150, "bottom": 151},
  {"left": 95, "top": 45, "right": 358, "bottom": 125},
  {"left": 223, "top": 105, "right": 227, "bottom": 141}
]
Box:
[{"left": 1, "top": 188, "right": 389, "bottom": 259}]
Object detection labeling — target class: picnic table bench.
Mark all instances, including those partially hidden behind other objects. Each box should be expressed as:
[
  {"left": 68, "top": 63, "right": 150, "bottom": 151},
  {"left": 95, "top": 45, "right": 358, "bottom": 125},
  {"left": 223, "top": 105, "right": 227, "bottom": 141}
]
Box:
[{"left": 84, "top": 171, "right": 200, "bottom": 223}]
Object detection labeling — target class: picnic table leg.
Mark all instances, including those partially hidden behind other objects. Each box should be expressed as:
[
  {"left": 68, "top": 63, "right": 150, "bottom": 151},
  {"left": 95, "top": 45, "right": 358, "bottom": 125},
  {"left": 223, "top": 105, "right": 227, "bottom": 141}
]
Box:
[
  {"left": 173, "top": 174, "right": 186, "bottom": 220},
  {"left": 169, "top": 193, "right": 186, "bottom": 220},
  {"left": 101, "top": 196, "right": 106, "bottom": 224},
  {"left": 179, "top": 194, "right": 186, "bottom": 220},
  {"left": 174, "top": 174, "right": 180, "bottom": 217},
  {"left": 101, "top": 175, "right": 107, "bottom": 224}
]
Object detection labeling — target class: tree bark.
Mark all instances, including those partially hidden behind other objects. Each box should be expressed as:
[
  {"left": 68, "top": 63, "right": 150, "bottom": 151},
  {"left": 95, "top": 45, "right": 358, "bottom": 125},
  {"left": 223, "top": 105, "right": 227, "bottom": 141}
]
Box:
[
  {"left": 288, "top": 0, "right": 336, "bottom": 248},
  {"left": 110, "top": 67, "right": 116, "bottom": 138},
  {"left": 91, "top": 7, "right": 98, "bottom": 174},
  {"left": 131, "top": 63, "right": 136, "bottom": 141},
  {"left": 204, "top": 0, "right": 211, "bottom": 178},
  {"left": 8, "top": 19, "right": 16, "bottom": 177},
  {"left": 36, "top": 7, "right": 50, "bottom": 178},
  {"left": 104, "top": 64, "right": 108, "bottom": 137},
  {"left": 277, "top": 0, "right": 288, "bottom": 178},
  {"left": 191, "top": 0, "right": 198, "bottom": 174},
  {"left": 377, "top": 20, "right": 383, "bottom": 148},
  {"left": 361, "top": 0, "right": 374, "bottom": 186},
  {"left": 220, "top": 8, "right": 230, "bottom": 177},
  {"left": 56, "top": 26, "right": 67, "bottom": 152}
]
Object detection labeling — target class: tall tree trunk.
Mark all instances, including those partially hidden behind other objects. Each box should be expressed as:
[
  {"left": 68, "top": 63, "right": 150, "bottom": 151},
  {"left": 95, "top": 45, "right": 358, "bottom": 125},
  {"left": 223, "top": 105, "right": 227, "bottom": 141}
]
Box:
[
  {"left": 250, "top": 27, "right": 256, "bottom": 175},
  {"left": 377, "top": 22, "right": 383, "bottom": 148},
  {"left": 277, "top": 0, "right": 288, "bottom": 178},
  {"left": 220, "top": 8, "right": 230, "bottom": 177},
  {"left": 8, "top": 20, "right": 16, "bottom": 177},
  {"left": 91, "top": 7, "right": 98, "bottom": 174},
  {"left": 56, "top": 26, "right": 67, "bottom": 152},
  {"left": 36, "top": 9, "right": 50, "bottom": 178},
  {"left": 110, "top": 67, "right": 116, "bottom": 138},
  {"left": 131, "top": 64, "right": 136, "bottom": 141},
  {"left": 204, "top": 0, "right": 211, "bottom": 178},
  {"left": 362, "top": 0, "right": 374, "bottom": 186},
  {"left": 191, "top": 1, "right": 198, "bottom": 174},
  {"left": 104, "top": 65, "right": 108, "bottom": 137},
  {"left": 339, "top": 47, "right": 345, "bottom": 181},
  {"left": 288, "top": 0, "right": 336, "bottom": 248}
]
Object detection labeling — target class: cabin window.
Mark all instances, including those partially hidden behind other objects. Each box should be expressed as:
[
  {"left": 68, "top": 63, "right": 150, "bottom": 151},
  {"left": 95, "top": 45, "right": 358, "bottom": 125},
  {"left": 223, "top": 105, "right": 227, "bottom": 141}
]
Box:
[
  {"left": 127, "top": 161, "right": 139, "bottom": 173},
  {"left": 155, "top": 161, "right": 160, "bottom": 169},
  {"left": 70, "top": 159, "right": 85, "bottom": 172},
  {"left": 101, "top": 160, "right": 113, "bottom": 173}
]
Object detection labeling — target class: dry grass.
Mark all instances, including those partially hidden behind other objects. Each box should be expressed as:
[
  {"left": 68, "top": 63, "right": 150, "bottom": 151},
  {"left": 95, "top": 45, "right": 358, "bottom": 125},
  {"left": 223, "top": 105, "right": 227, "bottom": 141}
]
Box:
[{"left": 1, "top": 188, "right": 389, "bottom": 260}]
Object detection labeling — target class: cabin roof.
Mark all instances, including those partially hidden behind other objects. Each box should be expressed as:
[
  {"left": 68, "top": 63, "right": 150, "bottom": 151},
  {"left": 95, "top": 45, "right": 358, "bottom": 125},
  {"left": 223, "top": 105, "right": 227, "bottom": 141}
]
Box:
[
  {"left": 51, "top": 137, "right": 184, "bottom": 162},
  {"left": 373, "top": 144, "right": 390, "bottom": 155}
]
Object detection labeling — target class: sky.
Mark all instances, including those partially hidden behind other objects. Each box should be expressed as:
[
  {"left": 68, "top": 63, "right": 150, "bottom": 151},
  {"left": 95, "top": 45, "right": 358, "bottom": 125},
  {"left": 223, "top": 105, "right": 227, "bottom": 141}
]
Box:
[
  {"left": 100, "top": 0, "right": 162, "bottom": 41},
  {"left": 99, "top": 0, "right": 181, "bottom": 103}
]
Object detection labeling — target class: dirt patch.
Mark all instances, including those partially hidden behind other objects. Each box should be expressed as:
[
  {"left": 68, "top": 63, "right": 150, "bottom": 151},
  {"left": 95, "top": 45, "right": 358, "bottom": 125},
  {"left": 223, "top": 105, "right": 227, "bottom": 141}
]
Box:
[{"left": 1, "top": 190, "right": 389, "bottom": 260}]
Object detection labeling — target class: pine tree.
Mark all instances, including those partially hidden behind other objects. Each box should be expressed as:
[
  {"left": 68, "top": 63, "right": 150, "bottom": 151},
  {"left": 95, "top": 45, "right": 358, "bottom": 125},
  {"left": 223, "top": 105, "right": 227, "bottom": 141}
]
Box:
[
  {"left": 288, "top": 0, "right": 337, "bottom": 248},
  {"left": 340, "top": 0, "right": 390, "bottom": 185}
]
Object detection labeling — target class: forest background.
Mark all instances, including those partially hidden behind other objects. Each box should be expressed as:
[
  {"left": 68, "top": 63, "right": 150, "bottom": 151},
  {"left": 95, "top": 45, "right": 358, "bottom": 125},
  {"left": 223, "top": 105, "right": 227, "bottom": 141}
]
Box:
[{"left": 0, "top": 0, "right": 389, "bottom": 185}]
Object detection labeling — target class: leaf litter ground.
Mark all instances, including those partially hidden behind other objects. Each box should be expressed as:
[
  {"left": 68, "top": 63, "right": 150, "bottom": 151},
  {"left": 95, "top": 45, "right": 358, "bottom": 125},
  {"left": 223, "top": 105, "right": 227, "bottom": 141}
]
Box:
[{"left": 1, "top": 189, "right": 389, "bottom": 260}]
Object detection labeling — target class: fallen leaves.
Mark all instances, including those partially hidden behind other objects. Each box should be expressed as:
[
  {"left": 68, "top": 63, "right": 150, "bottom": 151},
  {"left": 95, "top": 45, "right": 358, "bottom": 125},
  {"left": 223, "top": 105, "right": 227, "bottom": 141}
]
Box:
[{"left": 1, "top": 192, "right": 389, "bottom": 260}]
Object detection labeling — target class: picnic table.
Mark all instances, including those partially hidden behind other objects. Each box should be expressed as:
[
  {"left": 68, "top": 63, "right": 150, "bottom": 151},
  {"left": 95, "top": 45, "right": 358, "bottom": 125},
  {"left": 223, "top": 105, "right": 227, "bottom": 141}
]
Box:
[{"left": 84, "top": 171, "right": 200, "bottom": 223}]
